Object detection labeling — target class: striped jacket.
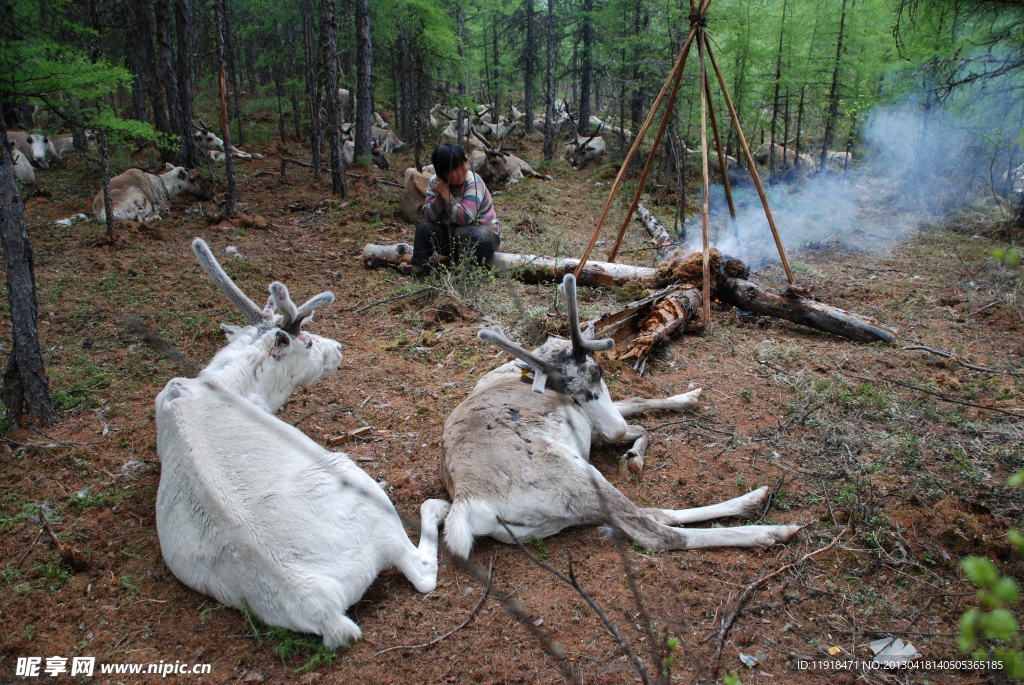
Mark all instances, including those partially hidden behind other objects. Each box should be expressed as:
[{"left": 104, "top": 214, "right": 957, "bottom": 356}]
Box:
[{"left": 423, "top": 171, "right": 498, "bottom": 230}]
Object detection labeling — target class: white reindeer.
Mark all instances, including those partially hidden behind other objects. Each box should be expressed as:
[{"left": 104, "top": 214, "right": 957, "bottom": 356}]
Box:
[
  {"left": 441, "top": 274, "right": 799, "bottom": 559},
  {"left": 8, "top": 141, "right": 36, "bottom": 184},
  {"left": 156, "top": 240, "right": 450, "bottom": 649},
  {"left": 193, "top": 121, "right": 263, "bottom": 160},
  {"left": 8, "top": 131, "right": 51, "bottom": 169}
]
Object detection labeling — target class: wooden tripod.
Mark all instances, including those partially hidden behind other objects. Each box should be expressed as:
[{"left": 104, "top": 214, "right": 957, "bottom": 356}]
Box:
[{"left": 574, "top": 5, "right": 796, "bottom": 330}]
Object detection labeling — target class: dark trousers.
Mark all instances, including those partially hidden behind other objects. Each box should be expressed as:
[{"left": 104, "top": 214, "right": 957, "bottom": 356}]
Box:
[{"left": 412, "top": 221, "right": 500, "bottom": 267}]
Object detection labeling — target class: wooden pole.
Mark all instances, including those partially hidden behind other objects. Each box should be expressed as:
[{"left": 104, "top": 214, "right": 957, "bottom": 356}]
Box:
[
  {"left": 573, "top": 25, "right": 698, "bottom": 279},
  {"left": 702, "top": 35, "right": 739, "bottom": 246},
  {"left": 606, "top": 30, "right": 691, "bottom": 263},
  {"left": 704, "top": 37, "right": 795, "bottom": 284},
  {"left": 697, "top": 31, "right": 712, "bottom": 330}
]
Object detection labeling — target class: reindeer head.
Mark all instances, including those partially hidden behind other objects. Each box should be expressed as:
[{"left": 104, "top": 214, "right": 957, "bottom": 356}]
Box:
[
  {"left": 477, "top": 274, "right": 627, "bottom": 441},
  {"left": 162, "top": 163, "right": 208, "bottom": 199},
  {"left": 191, "top": 239, "right": 343, "bottom": 409},
  {"left": 370, "top": 136, "right": 390, "bottom": 170},
  {"left": 24, "top": 133, "right": 49, "bottom": 168},
  {"left": 193, "top": 121, "right": 223, "bottom": 151},
  {"left": 472, "top": 124, "right": 516, "bottom": 185},
  {"left": 569, "top": 124, "right": 603, "bottom": 170}
]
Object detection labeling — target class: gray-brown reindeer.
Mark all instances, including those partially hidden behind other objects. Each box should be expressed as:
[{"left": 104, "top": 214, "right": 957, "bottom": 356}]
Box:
[{"left": 441, "top": 273, "right": 799, "bottom": 559}]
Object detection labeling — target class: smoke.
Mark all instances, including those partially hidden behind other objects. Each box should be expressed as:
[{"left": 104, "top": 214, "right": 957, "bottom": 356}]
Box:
[{"left": 682, "top": 99, "right": 1022, "bottom": 267}]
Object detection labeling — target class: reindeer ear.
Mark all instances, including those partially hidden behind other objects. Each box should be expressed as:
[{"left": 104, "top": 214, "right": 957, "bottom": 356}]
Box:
[
  {"left": 274, "top": 330, "right": 290, "bottom": 347},
  {"left": 165, "top": 162, "right": 175, "bottom": 171},
  {"left": 178, "top": 169, "right": 187, "bottom": 179}
]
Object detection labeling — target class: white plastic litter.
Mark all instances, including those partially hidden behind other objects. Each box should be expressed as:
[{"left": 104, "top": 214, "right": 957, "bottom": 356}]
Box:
[
  {"left": 54, "top": 218, "right": 73, "bottom": 227},
  {"left": 869, "top": 637, "right": 921, "bottom": 667},
  {"left": 739, "top": 651, "right": 766, "bottom": 668},
  {"left": 225, "top": 246, "right": 239, "bottom": 254}
]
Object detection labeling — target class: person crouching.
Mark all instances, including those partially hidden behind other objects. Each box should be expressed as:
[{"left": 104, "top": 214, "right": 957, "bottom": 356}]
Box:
[{"left": 410, "top": 144, "right": 500, "bottom": 276}]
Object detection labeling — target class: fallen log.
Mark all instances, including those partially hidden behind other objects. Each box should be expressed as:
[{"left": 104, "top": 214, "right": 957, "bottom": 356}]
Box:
[
  {"left": 361, "top": 244, "right": 897, "bottom": 344},
  {"left": 606, "top": 288, "right": 703, "bottom": 361},
  {"left": 490, "top": 252, "right": 661, "bottom": 289},
  {"left": 635, "top": 203, "right": 682, "bottom": 259},
  {"left": 360, "top": 244, "right": 661, "bottom": 288},
  {"left": 718, "top": 278, "right": 898, "bottom": 344}
]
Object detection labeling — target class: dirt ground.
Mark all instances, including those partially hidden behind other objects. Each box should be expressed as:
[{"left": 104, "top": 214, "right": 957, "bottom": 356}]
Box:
[{"left": 1, "top": 126, "right": 1022, "bottom": 685}]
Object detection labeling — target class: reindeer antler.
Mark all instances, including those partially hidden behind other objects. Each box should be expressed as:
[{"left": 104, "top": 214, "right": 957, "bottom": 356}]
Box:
[
  {"left": 580, "top": 123, "right": 604, "bottom": 147},
  {"left": 498, "top": 121, "right": 518, "bottom": 153},
  {"left": 478, "top": 326, "right": 559, "bottom": 394},
  {"left": 192, "top": 239, "right": 267, "bottom": 326},
  {"left": 192, "top": 238, "right": 333, "bottom": 334},
  {"left": 471, "top": 127, "right": 493, "bottom": 151},
  {"left": 268, "top": 282, "right": 335, "bottom": 336},
  {"left": 559, "top": 274, "right": 614, "bottom": 362}
]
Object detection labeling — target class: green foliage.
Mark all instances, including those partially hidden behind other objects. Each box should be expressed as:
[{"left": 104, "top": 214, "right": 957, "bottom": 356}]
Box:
[
  {"left": 993, "top": 248, "right": 1022, "bottom": 269},
  {"left": 524, "top": 536, "right": 549, "bottom": 560},
  {"left": 239, "top": 599, "right": 340, "bottom": 675},
  {"left": 957, "top": 470, "right": 1024, "bottom": 679}
]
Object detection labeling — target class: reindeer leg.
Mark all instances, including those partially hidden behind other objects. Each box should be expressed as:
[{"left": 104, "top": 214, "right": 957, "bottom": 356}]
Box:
[
  {"left": 642, "top": 487, "right": 771, "bottom": 525},
  {"left": 585, "top": 467, "right": 799, "bottom": 550},
  {"left": 395, "top": 498, "right": 451, "bottom": 594},
  {"left": 614, "top": 424, "right": 649, "bottom": 480},
  {"left": 614, "top": 388, "right": 702, "bottom": 418}
]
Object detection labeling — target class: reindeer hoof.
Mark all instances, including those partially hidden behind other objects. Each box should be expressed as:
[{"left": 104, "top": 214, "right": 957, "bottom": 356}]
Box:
[
  {"left": 628, "top": 455, "right": 644, "bottom": 479},
  {"left": 617, "top": 459, "right": 630, "bottom": 481}
]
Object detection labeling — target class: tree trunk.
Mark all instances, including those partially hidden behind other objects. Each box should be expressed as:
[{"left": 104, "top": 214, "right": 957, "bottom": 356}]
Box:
[
  {"left": 136, "top": 0, "right": 170, "bottom": 136},
  {"left": 491, "top": 17, "right": 501, "bottom": 125},
  {"left": 97, "top": 131, "right": 116, "bottom": 242},
  {"left": 0, "top": 122, "right": 55, "bottom": 426},
  {"left": 300, "top": 0, "right": 321, "bottom": 174},
  {"left": 320, "top": 0, "right": 346, "bottom": 196},
  {"left": 287, "top": 22, "right": 302, "bottom": 140},
  {"left": 124, "top": 0, "right": 148, "bottom": 123},
  {"left": 579, "top": 0, "right": 593, "bottom": 127},
  {"left": 457, "top": 0, "right": 466, "bottom": 147},
  {"left": 819, "top": 0, "right": 847, "bottom": 171},
  {"left": 523, "top": 0, "right": 535, "bottom": 133},
  {"left": 354, "top": 0, "right": 373, "bottom": 159},
  {"left": 543, "top": 0, "right": 555, "bottom": 161},
  {"left": 224, "top": 1, "right": 244, "bottom": 145},
  {"left": 175, "top": 0, "right": 203, "bottom": 168},
  {"left": 769, "top": 0, "right": 787, "bottom": 180},
  {"left": 794, "top": 85, "right": 804, "bottom": 168},
  {"left": 214, "top": 0, "right": 238, "bottom": 216},
  {"left": 155, "top": 0, "right": 183, "bottom": 163},
  {"left": 275, "top": 66, "right": 286, "bottom": 142}
]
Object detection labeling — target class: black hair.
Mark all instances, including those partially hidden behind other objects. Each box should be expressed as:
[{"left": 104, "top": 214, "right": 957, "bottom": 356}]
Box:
[{"left": 431, "top": 144, "right": 468, "bottom": 180}]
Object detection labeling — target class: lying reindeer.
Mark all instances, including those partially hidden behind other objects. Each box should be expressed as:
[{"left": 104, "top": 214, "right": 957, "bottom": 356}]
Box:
[
  {"left": 441, "top": 274, "right": 799, "bottom": 559},
  {"left": 194, "top": 120, "right": 263, "bottom": 160},
  {"left": 156, "top": 239, "right": 451, "bottom": 648},
  {"left": 469, "top": 125, "right": 551, "bottom": 185},
  {"left": 92, "top": 163, "right": 203, "bottom": 224}
]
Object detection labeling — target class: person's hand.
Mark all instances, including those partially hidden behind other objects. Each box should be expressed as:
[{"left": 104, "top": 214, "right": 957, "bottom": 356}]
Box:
[{"left": 435, "top": 177, "right": 451, "bottom": 203}]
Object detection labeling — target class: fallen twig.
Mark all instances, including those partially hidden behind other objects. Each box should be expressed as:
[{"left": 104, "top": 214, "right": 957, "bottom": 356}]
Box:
[
  {"left": 39, "top": 505, "right": 80, "bottom": 568},
  {"left": 16, "top": 527, "right": 44, "bottom": 567},
  {"left": 354, "top": 288, "right": 431, "bottom": 314},
  {"left": 447, "top": 553, "right": 578, "bottom": 684},
  {"left": 499, "top": 519, "right": 649, "bottom": 684},
  {"left": 903, "top": 345, "right": 1023, "bottom": 378},
  {"left": 374, "top": 556, "right": 494, "bottom": 656},
  {"left": 880, "top": 375, "right": 1024, "bottom": 420},
  {"left": 377, "top": 179, "right": 404, "bottom": 189},
  {"left": 711, "top": 529, "right": 847, "bottom": 672}
]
